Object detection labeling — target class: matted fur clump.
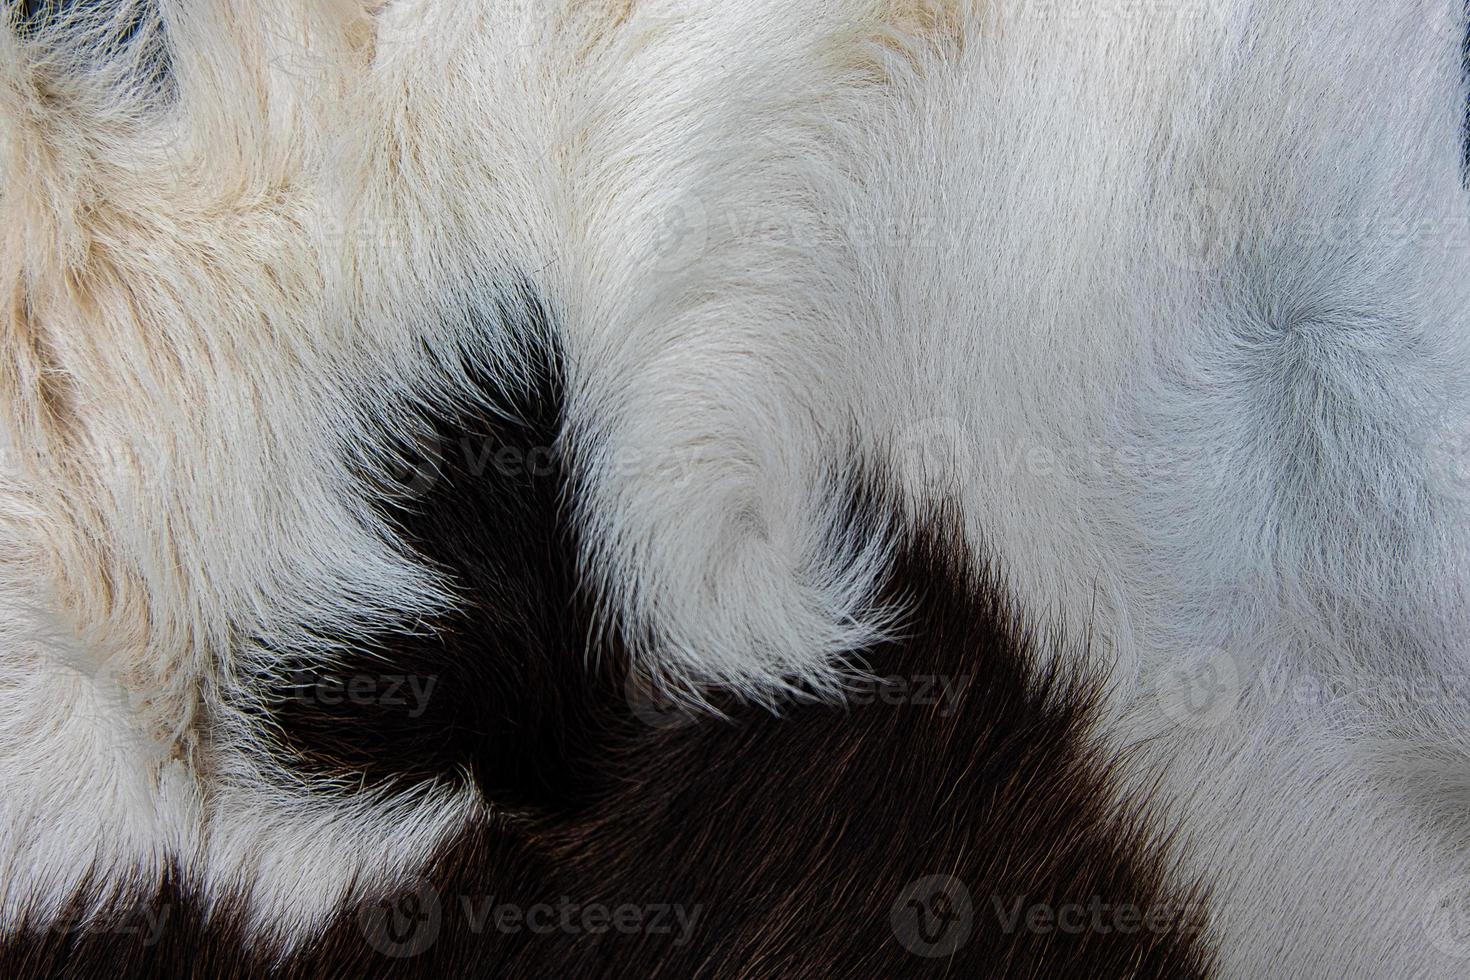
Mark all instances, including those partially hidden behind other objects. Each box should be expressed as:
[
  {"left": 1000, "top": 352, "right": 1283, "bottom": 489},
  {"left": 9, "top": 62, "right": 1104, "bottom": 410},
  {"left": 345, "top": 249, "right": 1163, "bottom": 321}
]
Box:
[{"left": 1, "top": 1, "right": 1469, "bottom": 977}]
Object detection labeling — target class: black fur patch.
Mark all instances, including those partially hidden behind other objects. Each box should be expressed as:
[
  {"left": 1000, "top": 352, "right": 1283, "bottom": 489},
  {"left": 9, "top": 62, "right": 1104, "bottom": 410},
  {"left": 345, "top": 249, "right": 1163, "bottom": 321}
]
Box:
[{"left": 256, "top": 284, "right": 620, "bottom": 813}]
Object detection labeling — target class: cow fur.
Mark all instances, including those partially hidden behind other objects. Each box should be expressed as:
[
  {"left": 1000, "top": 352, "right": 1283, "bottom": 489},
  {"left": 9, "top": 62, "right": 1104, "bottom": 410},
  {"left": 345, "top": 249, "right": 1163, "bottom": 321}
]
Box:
[{"left": 2, "top": 1, "right": 1470, "bottom": 976}]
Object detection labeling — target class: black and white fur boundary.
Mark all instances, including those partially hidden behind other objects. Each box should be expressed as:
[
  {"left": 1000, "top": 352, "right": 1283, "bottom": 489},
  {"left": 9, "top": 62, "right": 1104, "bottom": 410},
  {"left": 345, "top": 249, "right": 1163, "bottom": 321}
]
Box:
[{"left": 2, "top": 1, "right": 1470, "bottom": 977}]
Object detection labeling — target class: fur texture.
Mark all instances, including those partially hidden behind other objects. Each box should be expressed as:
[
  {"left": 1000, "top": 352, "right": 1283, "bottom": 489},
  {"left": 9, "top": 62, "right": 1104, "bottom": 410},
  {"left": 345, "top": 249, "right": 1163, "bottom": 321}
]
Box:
[
  {"left": 0, "top": 483, "right": 1219, "bottom": 978},
  {"left": 2, "top": 0, "right": 1469, "bottom": 976}
]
